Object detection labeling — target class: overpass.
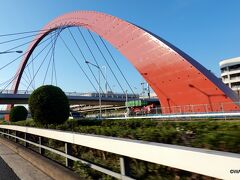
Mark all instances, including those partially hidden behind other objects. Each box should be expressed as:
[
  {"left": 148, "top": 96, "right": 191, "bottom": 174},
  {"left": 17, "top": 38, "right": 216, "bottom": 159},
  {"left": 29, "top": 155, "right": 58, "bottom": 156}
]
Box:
[{"left": 0, "top": 90, "right": 159, "bottom": 106}]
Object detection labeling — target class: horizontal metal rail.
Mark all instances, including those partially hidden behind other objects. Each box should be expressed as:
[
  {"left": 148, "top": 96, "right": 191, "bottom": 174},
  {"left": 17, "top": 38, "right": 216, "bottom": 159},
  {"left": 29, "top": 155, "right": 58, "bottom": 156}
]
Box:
[
  {"left": 0, "top": 131, "right": 125, "bottom": 179},
  {"left": 0, "top": 125, "right": 240, "bottom": 180},
  {"left": 106, "top": 112, "right": 240, "bottom": 120}
]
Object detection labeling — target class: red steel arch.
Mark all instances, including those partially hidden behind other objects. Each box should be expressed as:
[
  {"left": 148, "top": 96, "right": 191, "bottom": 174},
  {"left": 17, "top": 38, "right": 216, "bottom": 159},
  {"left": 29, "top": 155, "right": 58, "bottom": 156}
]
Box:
[{"left": 12, "top": 11, "right": 239, "bottom": 113}]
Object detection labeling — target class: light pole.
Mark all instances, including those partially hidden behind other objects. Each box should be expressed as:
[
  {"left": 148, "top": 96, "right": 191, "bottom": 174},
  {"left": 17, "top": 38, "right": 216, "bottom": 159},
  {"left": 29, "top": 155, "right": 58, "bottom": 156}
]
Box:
[
  {"left": 141, "top": 82, "right": 145, "bottom": 99},
  {"left": 101, "top": 66, "right": 108, "bottom": 116},
  {"left": 102, "top": 66, "right": 107, "bottom": 94},
  {"left": 125, "top": 90, "right": 128, "bottom": 107},
  {"left": 147, "top": 83, "right": 150, "bottom": 99},
  {"left": 237, "top": 87, "right": 240, "bottom": 105},
  {"left": 85, "top": 61, "right": 101, "bottom": 119},
  {"left": 125, "top": 90, "right": 129, "bottom": 117},
  {"left": 0, "top": 50, "right": 23, "bottom": 54}
]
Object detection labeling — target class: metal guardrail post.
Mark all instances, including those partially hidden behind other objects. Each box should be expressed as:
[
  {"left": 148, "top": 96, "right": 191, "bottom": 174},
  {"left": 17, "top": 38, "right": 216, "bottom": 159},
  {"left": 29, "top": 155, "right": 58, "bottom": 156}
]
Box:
[
  {"left": 39, "top": 136, "right": 44, "bottom": 155},
  {"left": 65, "top": 142, "right": 73, "bottom": 168},
  {"left": 120, "top": 156, "right": 131, "bottom": 179},
  {"left": 7, "top": 129, "right": 10, "bottom": 139},
  {"left": 2, "top": 129, "right": 5, "bottom": 138},
  {"left": 14, "top": 130, "right": 17, "bottom": 143},
  {"left": 24, "top": 132, "right": 28, "bottom": 147}
]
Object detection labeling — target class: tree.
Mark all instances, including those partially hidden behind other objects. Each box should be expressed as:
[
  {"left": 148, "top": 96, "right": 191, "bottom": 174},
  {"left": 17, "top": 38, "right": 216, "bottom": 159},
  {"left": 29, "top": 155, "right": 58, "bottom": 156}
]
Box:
[
  {"left": 28, "top": 85, "right": 70, "bottom": 125},
  {"left": 10, "top": 106, "right": 28, "bottom": 122}
]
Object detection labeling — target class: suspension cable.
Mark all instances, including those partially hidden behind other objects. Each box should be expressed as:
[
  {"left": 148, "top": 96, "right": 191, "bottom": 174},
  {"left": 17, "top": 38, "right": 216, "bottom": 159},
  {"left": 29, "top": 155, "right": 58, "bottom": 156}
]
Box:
[
  {"left": 67, "top": 28, "right": 102, "bottom": 92},
  {"left": 59, "top": 34, "right": 98, "bottom": 92},
  {"left": 0, "top": 31, "right": 58, "bottom": 92},
  {"left": 86, "top": 29, "right": 125, "bottom": 94},
  {"left": 98, "top": 35, "right": 136, "bottom": 95},
  {"left": 42, "top": 29, "right": 61, "bottom": 85},
  {"left": 0, "top": 29, "right": 51, "bottom": 37},
  {"left": 76, "top": 28, "right": 113, "bottom": 93},
  {"left": 0, "top": 30, "right": 55, "bottom": 45},
  {"left": 27, "top": 65, "right": 34, "bottom": 89},
  {"left": 50, "top": 32, "right": 54, "bottom": 85},
  {"left": 25, "top": 32, "right": 57, "bottom": 92},
  {"left": 43, "top": 50, "right": 52, "bottom": 85},
  {"left": 18, "top": 80, "right": 30, "bottom": 91},
  {"left": 31, "top": 54, "right": 35, "bottom": 89},
  {"left": 52, "top": 28, "right": 60, "bottom": 86},
  {"left": 0, "top": 77, "right": 15, "bottom": 89},
  {"left": 21, "top": 76, "right": 34, "bottom": 90},
  {"left": 23, "top": 71, "right": 31, "bottom": 85},
  {"left": 0, "top": 30, "right": 59, "bottom": 71}
]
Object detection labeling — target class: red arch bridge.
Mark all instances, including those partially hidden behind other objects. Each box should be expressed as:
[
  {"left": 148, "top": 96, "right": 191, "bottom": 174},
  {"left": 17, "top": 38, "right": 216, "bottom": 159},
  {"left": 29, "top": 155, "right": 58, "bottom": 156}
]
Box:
[
  {"left": 1, "top": 11, "right": 240, "bottom": 114},
  {"left": 0, "top": 11, "right": 240, "bottom": 180}
]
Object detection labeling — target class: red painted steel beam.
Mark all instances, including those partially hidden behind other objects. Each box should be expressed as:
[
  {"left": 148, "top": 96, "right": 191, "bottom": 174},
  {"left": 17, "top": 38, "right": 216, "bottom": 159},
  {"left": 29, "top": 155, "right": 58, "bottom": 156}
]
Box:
[{"left": 11, "top": 11, "right": 240, "bottom": 113}]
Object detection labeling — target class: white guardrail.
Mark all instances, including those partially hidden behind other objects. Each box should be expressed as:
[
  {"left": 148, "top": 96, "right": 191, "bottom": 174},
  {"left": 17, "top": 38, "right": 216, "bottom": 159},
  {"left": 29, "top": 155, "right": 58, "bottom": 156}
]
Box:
[
  {"left": 0, "top": 125, "right": 240, "bottom": 180},
  {"left": 106, "top": 112, "right": 240, "bottom": 120}
]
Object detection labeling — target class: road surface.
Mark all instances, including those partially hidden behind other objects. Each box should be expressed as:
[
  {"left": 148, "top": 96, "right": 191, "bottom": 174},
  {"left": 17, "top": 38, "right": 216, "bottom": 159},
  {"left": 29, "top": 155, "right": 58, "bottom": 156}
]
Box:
[{"left": 0, "top": 154, "right": 19, "bottom": 180}]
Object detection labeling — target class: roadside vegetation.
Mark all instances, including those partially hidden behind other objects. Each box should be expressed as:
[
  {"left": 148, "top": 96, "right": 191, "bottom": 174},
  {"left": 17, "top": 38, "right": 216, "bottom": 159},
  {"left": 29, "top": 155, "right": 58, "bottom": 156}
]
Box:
[
  {"left": 28, "top": 85, "right": 69, "bottom": 126},
  {"left": 9, "top": 106, "right": 28, "bottom": 122},
  {"left": 12, "top": 118, "right": 240, "bottom": 153}
]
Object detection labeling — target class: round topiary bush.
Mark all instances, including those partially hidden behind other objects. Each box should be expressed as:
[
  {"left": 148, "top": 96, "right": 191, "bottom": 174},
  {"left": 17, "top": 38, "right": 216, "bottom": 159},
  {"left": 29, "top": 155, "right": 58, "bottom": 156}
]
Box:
[
  {"left": 29, "top": 85, "right": 70, "bottom": 125},
  {"left": 10, "top": 106, "right": 28, "bottom": 122}
]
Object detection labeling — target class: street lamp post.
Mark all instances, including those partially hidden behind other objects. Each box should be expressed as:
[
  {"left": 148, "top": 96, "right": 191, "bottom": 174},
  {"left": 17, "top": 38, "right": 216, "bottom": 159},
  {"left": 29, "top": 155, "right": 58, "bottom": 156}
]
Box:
[
  {"left": 125, "top": 90, "right": 129, "bottom": 117},
  {"left": 0, "top": 50, "right": 23, "bottom": 54},
  {"left": 147, "top": 83, "right": 150, "bottom": 99},
  {"left": 101, "top": 66, "right": 107, "bottom": 116},
  {"left": 126, "top": 90, "right": 128, "bottom": 108},
  {"left": 85, "top": 61, "right": 102, "bottom": 119},
  {"left": 102, "top": 66, "right": 107, "bottom": 94},
  {"left": 141, "top": 82, "right": 145, "bottom": 99}
]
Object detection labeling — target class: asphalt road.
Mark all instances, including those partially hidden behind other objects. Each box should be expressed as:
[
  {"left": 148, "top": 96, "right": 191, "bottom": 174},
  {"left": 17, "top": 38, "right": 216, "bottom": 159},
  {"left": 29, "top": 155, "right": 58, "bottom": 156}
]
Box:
[{"left": 0, "top": 156, "right": 19, "bottom": 180}]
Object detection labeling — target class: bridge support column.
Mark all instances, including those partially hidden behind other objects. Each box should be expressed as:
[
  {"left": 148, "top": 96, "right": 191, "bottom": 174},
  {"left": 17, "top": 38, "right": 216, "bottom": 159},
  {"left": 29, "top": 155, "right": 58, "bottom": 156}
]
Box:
[
  {"left": 65, "top": 142, "right": 73, "bottom": 168},
  {"left": 120, "top": 156, "right": 131, "bottom": 179}
]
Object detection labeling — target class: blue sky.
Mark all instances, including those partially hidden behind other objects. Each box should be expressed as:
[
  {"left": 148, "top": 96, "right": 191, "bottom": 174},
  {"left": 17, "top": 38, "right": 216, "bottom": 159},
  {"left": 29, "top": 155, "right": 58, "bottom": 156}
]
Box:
[{"left": 0, "top": 0, "right": 239, "bottom": 93}]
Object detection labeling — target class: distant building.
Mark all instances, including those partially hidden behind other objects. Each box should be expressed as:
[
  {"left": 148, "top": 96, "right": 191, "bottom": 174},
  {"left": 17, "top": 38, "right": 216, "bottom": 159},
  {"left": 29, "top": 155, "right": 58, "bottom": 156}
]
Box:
[{"left": 219, "top": 57, "right": 240, "bottom": 95}]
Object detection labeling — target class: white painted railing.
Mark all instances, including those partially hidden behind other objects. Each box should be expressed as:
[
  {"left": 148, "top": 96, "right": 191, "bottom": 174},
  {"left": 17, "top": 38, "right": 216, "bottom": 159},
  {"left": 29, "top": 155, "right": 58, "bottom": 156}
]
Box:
[
  {"left": 0, "top": 125, "right": 239, "bottom": 180},
  {"left": 106, "top": 112, "right": 240, "bottom": 120}
]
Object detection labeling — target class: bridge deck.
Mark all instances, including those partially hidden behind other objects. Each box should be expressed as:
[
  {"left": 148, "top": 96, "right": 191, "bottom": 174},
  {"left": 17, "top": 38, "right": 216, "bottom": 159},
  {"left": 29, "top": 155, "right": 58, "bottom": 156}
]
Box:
[{"left": 0, "top": 93, "right": 159, "bottom": 105}]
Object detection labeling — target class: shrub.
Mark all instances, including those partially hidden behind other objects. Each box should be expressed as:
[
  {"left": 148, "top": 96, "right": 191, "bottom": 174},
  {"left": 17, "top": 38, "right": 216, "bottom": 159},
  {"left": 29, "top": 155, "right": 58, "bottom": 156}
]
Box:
[
  {"left": 10, "top": 106, "right": 28, "bottom": 122},
  {"left": 28, "top": 85, "right": 69, "bottom": 125}
]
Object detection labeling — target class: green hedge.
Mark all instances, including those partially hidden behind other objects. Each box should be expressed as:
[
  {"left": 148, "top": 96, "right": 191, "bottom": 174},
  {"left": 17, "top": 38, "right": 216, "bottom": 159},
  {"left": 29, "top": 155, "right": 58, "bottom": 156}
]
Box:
[
  {"left": 29, "top": 85, "right": 70, "bottom": 125},
  {"left": 10, "top": 106, "right": 28, "bottom": 122}
]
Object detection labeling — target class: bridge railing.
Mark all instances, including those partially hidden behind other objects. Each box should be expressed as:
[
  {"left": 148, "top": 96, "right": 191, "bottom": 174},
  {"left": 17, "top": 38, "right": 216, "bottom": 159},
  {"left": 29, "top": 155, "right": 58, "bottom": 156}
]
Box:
[
  {"left": 0, "top": 125, "right": 239, "bottom": 179},
  {"left": 0, "top": 89, "right": 139, "bottom": 99},
  {"left": 104, "top": 101, "right": 240, "bottom": 118}
]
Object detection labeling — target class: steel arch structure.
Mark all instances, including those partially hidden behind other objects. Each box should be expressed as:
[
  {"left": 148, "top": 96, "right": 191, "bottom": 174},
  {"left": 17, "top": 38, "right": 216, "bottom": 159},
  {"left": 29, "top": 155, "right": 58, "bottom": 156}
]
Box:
[{"left": 12, "top": 11, "right": 239, "bottom": 113}]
